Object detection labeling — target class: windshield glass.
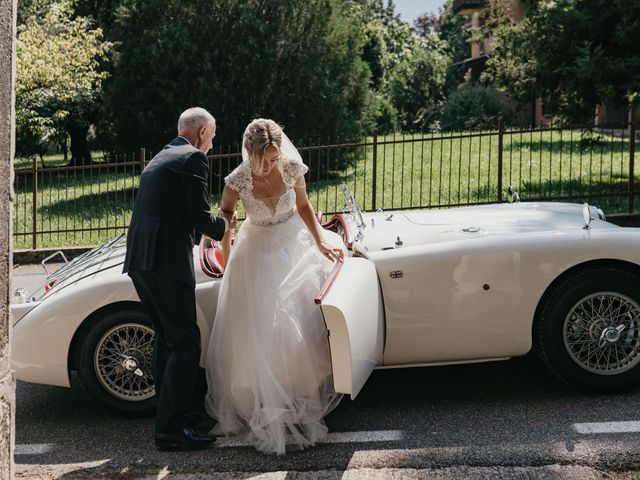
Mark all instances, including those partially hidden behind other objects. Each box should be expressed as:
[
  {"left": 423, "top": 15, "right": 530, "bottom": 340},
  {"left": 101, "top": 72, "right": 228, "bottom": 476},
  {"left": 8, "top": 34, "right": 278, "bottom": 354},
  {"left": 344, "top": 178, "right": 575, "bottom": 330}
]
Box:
[{"left": 341, "top": 184, "right": 364, "bottom": 228}]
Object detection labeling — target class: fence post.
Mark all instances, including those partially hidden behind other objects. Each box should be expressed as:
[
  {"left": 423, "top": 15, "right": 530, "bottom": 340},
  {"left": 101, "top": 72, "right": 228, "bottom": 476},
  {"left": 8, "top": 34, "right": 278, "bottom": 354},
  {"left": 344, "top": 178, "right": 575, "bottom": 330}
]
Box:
[
  {"left": 139, "top": 148, "right": 146, "bottom": 172},
  {"left": 371, "top": 133, "right": 378, "bottom": 211},
  {"left": 629, "top": 105, "right": 636, "bottom": 213},
  {"left": 31, "top": 156, "right": 37, "bottom": 250},
  {"left": 497, "top": 117, "right": 504, "bottom": 203}
]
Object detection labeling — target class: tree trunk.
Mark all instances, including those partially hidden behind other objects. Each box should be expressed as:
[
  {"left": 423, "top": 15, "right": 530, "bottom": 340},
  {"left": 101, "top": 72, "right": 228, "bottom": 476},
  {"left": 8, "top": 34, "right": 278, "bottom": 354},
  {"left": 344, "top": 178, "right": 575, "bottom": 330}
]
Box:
[
  {"left": 60, "top": 137, "right": 68, "bottom": 163},
  {"left": 68, "top": 123, "right": 92, "bottom": 166}
]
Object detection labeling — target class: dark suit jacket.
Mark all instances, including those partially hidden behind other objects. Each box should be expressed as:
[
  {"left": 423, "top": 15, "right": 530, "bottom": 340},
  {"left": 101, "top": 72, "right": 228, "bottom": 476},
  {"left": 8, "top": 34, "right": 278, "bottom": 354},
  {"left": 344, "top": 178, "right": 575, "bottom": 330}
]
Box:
[{"left": 123, "top": 137, "right": 226, "bottom": 287}]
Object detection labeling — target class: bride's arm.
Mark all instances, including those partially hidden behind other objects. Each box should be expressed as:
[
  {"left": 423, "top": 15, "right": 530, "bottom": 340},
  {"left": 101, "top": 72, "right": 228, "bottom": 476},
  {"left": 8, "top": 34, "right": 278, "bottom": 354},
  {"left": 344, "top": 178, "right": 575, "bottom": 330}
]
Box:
[
  {"left": 219, "top": 185, "right": 239, "bottom": 265},
  {"left": 294, "top": 176, "right": 344, "bottom": 263}
]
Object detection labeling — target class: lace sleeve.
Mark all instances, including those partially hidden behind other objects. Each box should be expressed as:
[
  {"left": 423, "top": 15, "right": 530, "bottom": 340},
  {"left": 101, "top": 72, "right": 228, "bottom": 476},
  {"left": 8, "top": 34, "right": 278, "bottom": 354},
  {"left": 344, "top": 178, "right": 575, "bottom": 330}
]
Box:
[
  {"left": 224, "top": 163, "right": 250, "bottom": 194},
  {"left": 283, "top": 160, "right": 309, "bottom": 186}
]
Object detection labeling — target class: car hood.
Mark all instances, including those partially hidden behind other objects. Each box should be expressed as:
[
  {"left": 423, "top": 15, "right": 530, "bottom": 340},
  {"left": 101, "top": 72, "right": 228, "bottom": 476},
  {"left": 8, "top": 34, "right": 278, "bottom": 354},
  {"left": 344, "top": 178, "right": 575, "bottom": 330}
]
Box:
[{"left": 354, "top": 202, "right": 615, "bottom": 253}]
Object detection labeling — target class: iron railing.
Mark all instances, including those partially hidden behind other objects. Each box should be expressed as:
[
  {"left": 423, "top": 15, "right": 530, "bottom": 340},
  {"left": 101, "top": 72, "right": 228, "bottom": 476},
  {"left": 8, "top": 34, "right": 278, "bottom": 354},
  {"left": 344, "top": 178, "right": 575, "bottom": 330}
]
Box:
[{"left": 12, "top": 117, "right": 639, "bottom": 251}]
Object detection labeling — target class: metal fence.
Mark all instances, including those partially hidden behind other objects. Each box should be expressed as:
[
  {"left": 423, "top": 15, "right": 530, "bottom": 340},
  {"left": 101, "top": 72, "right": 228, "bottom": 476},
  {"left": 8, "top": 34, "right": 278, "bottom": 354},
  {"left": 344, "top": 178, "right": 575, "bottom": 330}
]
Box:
[{"left": 12, "top": 118, "right": 638, "bottom": 250}]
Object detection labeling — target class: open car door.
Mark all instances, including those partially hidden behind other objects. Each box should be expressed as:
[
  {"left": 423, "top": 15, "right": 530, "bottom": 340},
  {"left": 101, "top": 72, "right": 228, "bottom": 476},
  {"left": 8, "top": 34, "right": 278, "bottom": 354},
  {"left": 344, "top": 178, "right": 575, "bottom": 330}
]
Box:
[{"left": 315, "top": 257, "right": 385, "bottom": 399}]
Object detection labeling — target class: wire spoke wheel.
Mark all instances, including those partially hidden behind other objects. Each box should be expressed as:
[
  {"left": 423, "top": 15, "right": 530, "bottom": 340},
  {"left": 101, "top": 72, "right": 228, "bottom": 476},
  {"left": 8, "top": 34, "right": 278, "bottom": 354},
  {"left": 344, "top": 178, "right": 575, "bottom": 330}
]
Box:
[
  {"left": 94, "top": 323, "right": 155, "bottom": 401},
  {"left": 564, "top": 292, "right": 640, "bottom": 375}
]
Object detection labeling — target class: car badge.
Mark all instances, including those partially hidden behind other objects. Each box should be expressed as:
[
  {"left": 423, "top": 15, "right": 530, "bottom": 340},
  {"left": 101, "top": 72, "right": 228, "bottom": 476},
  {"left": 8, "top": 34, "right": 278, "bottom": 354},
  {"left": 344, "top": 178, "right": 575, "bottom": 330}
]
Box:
[{"left": 390, "top": 270, "right": 403, "bottom": 279}]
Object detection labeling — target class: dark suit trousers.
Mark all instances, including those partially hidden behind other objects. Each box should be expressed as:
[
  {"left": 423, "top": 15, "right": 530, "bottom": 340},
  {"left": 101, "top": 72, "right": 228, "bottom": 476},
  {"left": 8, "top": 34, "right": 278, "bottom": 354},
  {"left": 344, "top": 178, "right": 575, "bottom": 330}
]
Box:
[{"left": 129, "top": 271, "right": 207, "bottom": 433}]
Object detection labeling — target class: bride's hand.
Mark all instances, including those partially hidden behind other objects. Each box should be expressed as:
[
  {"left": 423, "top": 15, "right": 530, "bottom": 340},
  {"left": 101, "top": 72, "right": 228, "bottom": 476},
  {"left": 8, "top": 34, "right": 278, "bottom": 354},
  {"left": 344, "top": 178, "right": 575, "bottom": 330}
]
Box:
[{"left": 318, "top": 241, "right": 344, "bottom": 263}]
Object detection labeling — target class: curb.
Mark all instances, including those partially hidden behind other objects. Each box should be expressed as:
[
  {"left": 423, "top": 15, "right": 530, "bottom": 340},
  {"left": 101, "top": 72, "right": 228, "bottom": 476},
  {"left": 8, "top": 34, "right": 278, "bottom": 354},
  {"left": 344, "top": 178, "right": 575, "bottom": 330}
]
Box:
[{"left": 14, "top": 247, "right": 93, "bottom": 265}]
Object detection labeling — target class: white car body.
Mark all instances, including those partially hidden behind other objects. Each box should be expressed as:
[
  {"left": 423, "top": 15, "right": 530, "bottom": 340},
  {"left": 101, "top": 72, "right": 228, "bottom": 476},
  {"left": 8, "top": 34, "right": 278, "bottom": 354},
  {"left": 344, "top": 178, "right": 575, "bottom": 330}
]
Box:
[
  {"left": 11, "top": 242, "right": 221, "bottom": 388},
  {"left": 10, "top": 201, "right": 640, "bottom": 408}
]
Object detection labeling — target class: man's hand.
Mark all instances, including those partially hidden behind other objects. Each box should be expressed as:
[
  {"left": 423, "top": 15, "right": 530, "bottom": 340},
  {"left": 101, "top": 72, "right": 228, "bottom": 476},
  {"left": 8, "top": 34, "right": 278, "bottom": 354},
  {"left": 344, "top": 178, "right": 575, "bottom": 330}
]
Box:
[
  {"left": 219, "top": 208, "right": 237, "bottom": 231},
  {"left": 229, "top": 211, "right": 238, "bottom": 230}
]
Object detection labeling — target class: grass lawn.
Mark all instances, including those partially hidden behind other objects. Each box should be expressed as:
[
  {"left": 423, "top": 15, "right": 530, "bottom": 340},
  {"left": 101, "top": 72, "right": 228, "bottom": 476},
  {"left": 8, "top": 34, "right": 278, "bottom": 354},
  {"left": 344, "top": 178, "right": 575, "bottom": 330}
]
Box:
[
  {"left": 13, "top": 129, "right": 638, "bottom": 250},
  {"left": 304, "top": 128, "right": 634, "bottom": 215},
  {"left": 13, "top": 151, "right": 110, "bottom": 170}
]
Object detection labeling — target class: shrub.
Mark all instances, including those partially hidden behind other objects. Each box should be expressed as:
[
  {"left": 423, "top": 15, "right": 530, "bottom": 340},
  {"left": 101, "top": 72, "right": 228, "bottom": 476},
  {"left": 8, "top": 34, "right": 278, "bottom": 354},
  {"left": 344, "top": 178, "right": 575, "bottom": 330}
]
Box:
[
  {"left": 362, "top": 92, "right": 398, "bottom": 135},
  {"left": 441, "top": 84, "right": 512, "bottom": 131}
]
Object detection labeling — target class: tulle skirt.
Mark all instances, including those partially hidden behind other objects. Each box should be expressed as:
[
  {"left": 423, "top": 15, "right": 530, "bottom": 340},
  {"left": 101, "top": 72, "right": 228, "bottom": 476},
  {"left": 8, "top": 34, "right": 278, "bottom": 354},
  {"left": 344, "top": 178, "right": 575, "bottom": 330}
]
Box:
[{"left": 204, "top": 213, "right": 343, "bottom": 455}]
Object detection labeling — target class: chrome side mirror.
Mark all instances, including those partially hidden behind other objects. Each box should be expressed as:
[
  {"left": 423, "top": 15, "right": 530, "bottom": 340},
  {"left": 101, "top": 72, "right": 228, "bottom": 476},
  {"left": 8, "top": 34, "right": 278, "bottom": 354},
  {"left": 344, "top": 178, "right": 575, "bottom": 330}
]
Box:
[
  {"left": 507, "top": 186, "right": 520, "bottom": 203},
  {"left": 13, "top": 288, "right": 26, "bottom": 304}
]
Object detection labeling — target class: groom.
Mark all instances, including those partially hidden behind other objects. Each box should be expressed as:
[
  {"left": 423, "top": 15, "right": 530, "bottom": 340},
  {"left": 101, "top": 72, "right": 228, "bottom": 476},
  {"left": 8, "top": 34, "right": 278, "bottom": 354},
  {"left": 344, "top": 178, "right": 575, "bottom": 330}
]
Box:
[{"left": 123, "top": 107, "right": 235, "bottom": 451}]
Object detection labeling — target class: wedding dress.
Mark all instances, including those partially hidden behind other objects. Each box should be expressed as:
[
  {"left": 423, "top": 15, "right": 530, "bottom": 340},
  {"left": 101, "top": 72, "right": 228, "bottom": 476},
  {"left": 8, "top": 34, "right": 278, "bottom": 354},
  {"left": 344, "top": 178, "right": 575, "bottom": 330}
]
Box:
[{"left": 204, "top": 154, "right": 343, "bottom": 455}]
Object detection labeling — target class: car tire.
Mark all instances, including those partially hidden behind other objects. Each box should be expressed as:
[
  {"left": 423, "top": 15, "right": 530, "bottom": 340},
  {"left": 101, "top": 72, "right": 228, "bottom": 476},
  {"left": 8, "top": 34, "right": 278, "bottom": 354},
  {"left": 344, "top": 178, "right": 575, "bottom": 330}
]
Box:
[
  {"left": 75, "top": 304, "right": 156, "bottom": 417},
  {"left": 537, "top": 266, "right": 640, "bottom": 392}
]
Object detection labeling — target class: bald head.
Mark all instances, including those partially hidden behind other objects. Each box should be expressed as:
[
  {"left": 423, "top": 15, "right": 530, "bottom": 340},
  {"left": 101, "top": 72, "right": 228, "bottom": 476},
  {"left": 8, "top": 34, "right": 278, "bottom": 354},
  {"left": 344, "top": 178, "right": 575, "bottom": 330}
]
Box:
[
  {"left": 177, "top": 107, "right": 217, "bottom": 153},
  {"left": 178, "top": 107, "right": 215, "bottom": 132}
]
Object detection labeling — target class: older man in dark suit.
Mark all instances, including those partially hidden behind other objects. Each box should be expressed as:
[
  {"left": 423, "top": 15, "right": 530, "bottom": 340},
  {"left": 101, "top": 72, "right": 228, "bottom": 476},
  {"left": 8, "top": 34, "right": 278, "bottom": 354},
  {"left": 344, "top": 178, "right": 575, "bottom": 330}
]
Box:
[{"left": 123, "top": 107, "right": 235, "bottom": 451}]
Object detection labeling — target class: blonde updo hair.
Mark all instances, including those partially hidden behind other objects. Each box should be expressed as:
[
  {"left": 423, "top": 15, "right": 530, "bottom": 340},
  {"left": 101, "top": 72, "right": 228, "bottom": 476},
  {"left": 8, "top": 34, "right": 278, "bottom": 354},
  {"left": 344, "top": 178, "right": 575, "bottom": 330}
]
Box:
[{"left": 243, "top": 118, "right": 284, "bottom": 176}]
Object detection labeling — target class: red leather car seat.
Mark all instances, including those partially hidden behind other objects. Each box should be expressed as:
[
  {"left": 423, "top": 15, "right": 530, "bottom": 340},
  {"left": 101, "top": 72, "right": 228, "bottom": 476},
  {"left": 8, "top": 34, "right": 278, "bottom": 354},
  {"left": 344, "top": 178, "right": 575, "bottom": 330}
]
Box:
[{"left": 199, "top": 237, "right": 225, "bottom": 278}]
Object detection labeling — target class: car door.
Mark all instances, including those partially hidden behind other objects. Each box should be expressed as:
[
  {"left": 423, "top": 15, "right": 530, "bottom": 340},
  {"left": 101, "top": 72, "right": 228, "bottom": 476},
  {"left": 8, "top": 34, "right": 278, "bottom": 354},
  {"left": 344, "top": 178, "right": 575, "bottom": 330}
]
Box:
[{"left": 315, "top": 257, "right": 385, "bottom": 399}]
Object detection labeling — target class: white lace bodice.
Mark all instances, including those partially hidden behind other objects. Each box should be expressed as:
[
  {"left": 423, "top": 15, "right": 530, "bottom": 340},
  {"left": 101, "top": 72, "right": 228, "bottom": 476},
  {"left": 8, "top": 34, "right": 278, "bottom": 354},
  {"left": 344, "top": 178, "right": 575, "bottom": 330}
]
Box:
[{"left": 225, "top": 159, "right": 309, "bottom": 226}]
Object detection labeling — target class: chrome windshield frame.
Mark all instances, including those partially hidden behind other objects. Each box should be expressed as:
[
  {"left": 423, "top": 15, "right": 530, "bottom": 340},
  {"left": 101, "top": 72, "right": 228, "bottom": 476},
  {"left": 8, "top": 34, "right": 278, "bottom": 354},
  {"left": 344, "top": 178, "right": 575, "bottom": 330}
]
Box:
[{"left": 341, "top": 184, "right": 365, "bottom": 231}]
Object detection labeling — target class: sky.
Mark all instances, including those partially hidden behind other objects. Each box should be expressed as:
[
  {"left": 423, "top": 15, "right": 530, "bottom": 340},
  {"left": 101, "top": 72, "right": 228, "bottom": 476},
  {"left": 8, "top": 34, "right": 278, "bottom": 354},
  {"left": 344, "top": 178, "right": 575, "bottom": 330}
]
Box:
[{"left": 394, "top": 0, "right": 447, "bottom": 23}]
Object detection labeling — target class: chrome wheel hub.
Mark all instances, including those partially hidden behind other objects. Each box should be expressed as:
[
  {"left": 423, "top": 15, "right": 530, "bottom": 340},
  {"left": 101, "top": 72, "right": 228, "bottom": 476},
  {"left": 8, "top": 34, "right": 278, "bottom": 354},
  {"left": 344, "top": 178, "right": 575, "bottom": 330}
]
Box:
[
  {"left": 122, "top": 356, "right": 138, "bottom": 372},
  {"left": 564, "top": 292, "right": 640, "bottom": 375},
  {"left": 601, "top": 326, "right": 622, "bottom": 345},
  {"left": 94, "top": 323, "right": 155, "bottom": 401}
]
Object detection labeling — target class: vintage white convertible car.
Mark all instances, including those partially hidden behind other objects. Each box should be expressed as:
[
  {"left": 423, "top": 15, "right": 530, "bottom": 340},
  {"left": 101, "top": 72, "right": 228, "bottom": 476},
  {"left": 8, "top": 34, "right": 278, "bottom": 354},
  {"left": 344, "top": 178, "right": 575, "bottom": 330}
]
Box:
[{"left": 10, "top": 188, "right": 640, "bottom": 415}]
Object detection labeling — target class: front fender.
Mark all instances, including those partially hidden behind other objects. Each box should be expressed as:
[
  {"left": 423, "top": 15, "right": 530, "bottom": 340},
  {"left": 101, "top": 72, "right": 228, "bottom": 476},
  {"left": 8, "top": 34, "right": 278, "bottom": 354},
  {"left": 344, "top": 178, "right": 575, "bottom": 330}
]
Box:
[
  {"left": 12, "top": 267, "right": 221, "bottom": 388},
  {"left": 11, "top": 268, "right": 139, "bottom": 387}
]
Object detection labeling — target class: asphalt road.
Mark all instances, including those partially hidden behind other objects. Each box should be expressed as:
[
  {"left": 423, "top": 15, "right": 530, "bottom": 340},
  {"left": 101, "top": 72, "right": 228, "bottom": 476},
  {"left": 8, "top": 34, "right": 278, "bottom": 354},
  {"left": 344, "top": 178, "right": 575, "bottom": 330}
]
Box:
[{"left": 11, "top": 264, "right": 640, "bottom": 479}]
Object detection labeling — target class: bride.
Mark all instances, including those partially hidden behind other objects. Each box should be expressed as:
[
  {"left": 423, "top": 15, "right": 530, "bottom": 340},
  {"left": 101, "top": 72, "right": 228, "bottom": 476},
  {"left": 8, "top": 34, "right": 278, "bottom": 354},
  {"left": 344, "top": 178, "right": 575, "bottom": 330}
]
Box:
[{"left": 204, "top": 118, "right": 344, "bottom": 455}]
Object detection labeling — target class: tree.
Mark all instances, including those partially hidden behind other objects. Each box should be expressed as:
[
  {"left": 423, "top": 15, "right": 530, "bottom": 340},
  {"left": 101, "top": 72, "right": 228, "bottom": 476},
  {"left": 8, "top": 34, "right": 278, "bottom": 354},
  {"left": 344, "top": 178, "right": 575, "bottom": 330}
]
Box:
[
  {"left": 384, "top": 38, "right": 448, "bottom": 130},
  {"left": 415, "top": 0, "right": 471, "bottom": 95},
  {"left": 16, "top": 0, "right": 111, "bottom": 164},
  {"left": 105, "top": 0, "right": 371, "bottom": 152},
  {"left": 483, "top": 0, "right": 640, "bottom": 124},
  {"left": 356, "top": 0, "right": 449, "bottom": 132}
]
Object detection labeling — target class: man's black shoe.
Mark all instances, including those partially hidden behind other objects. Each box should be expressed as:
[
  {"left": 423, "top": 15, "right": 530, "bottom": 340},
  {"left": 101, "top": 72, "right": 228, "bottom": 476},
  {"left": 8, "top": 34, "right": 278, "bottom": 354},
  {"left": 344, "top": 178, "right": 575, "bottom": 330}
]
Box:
[
  {"left": 185, "top": 411, "right": 217, "bottom": 436},
  {"left": 155, "top": 427, "right": 216, "bottom": 451}
]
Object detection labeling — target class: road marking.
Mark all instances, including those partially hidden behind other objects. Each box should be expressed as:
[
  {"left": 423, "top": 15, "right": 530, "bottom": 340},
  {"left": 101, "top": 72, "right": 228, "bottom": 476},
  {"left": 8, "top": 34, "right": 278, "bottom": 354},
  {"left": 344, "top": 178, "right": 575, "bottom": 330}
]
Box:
[
  {"left": 324, "top": 430, "right": 404, "bottom": 443},
  {"left": 155, "top": 466, "right": 170, "bottom": 479},
  {"left": 215, "top": 430, "right": 403, "bottom": 448},
  {"left": 15, "top": 443, "right": 55, "bottom": 455},
  {"left": 573, "top": 421, "right": 640, "bottom": 434}
]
